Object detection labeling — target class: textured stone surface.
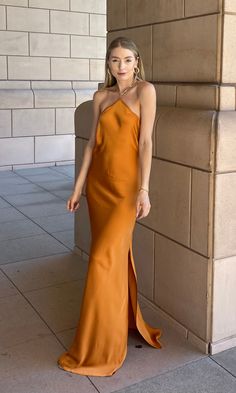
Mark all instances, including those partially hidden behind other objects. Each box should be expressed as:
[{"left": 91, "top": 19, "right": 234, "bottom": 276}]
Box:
[
  {"left": 222, "top": 14, "right": 236, "bottom": 83},
  {"left": 0, "top": 31, "right": 28, "bottom": 55},
  {"left": 154, "top": 234, "right": 210, "bottom": 340},
  {"left": 144, "top": 159, "right": 191, "bottom": 246},
  {"left": 155, "top": 107, "right": 215, "bottom": 170},
  {"left": 216, "top": 111, "right": 236, "bottom": 173},
  {"left": 51, "top": 10, "right": 89, "bottom": 35},
  {"left": 7, "top": 6, "right": 49, "bottom": 32},
  {"left": 12, "top": 109, "right": 55, "bottom": 136},
  {"left": 185, "top": 0, "right": 221, "bottom": 16},
  {"left": 35, "top": 135, "right": 74, "bottom": 163},
  {"left": 214, "top": 173, "right": 236, "bottom": 259},
  {"left": 191, "top": 170, "right": 212, "bottom": 256},
  {"left": 153, "top": 15, "right": 219, "bottom": 82},
  {"left": 0, "top": 137, "right": 34, "bottom": 166},
  {"left": 8, "top": 57, "right": 50, "bottom": 80},
  {"left": 212, "top": 256, "right": 236, "bottom": 342},
  {"left": 127, "top": 0, "right": 183, "bottom": 26},
  {"left": 0, "top": 109, "right": 11, "bottom": 137}
]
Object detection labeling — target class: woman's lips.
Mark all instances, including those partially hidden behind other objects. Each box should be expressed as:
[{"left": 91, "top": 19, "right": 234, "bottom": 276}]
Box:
[{"left": 118, "top": 72, "right": 126, "bottom": 75}]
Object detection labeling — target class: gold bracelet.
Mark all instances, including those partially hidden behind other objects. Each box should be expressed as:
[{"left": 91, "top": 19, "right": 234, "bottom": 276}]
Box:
[{"left": 139, "top": 187, "right": 149, "bottom": 193}]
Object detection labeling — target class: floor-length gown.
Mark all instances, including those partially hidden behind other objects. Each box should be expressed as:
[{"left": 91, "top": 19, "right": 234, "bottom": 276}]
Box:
[{"left": 57, "top": 95, "right": 162, "bottom": 377}]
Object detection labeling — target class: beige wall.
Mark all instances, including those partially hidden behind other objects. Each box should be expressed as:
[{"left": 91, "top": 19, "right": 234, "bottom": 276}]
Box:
[
  {"left": 74, "top": 0, "right": 236, "bottom": 355},
  {"left": 0, "top": 0, "right": 106, "bottom": 169}
]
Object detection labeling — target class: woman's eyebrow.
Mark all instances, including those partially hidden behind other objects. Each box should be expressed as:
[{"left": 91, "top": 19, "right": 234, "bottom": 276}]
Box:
[{"left": 111, "top": 56, "right": 133, "bottom": 59}]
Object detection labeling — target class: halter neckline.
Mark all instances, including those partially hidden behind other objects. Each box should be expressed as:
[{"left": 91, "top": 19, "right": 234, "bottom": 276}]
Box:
[{"left": 100, "top": 98, "right": 140, "bottom": 120}]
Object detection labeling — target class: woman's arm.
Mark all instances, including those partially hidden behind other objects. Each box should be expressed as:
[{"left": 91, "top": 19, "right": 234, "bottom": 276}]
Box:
[
  {"left": 136, "top": 82, "right": 156, "bottom": 220},
  {"left": 67, "top": 90, "right": 102, "bottom": 212}
]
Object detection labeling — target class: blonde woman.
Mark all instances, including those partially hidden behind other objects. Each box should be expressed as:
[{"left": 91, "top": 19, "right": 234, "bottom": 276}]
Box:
[{"left": 57, "top": 36, "right": 162, "bottom": 377}]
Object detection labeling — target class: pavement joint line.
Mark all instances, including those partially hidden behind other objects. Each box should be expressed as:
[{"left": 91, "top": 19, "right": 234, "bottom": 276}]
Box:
[
  {"left": 0, "top": 196, "right": 74, "bottom": 254},
  {"left": 210, "top": 356, "right": 236, "bottom": 379},
  {"left": 0, "top": 268, "right": 69, "bottom": 352}
]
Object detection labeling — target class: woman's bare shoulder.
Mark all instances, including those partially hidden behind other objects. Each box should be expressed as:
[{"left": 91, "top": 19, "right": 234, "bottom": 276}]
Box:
[{"left": 137, "top": 80, "right": 156, "bottom": 98}]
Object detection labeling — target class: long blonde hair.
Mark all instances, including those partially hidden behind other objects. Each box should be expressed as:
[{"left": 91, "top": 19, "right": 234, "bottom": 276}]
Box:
[{"left": 103, "top": 36, "right": 145, "bottom": 88}]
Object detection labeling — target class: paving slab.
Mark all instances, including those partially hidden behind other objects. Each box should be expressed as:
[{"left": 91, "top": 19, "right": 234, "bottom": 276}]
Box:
[
  {"left": 0, "top": 207, "right": 27, "bottom": 223},
  {"left": 0, "top": 197, "right": 11, "bottom": 208},
  {"left": 51, "top": 230, "right": 74, "bottom": 249},
  {"left": 0, "top": 219, "right": 45, "bottom": 242},
  {"left": 0, "top": 293, "right": 51, "bottom": 350},
  {"left": 51, "top": 164, "right": 75, "bottom": 178},
  {"left": 32, "top": 214, "right": 74, "bottom": 233},
  {"left": 0, "top": 335, "right": 97, "bottom": 393},
  {"left": 4, "top": 191, "right": 63, "bottom": 207},
  {"left": 17, "top": 172, "right": 70, "bottom": 183},
  {"left": 0, "top": 183, "right": 43, "bottom": 196},
  {"left": 2, "top": 252, "right": 88, "bottom": 292},
  {"left": 113, "top": 357, "right": 236, "bottom": 393},
  {"left": 16, "top": 200, "right": 68, "bottom": 218},
  {"left": 211, "top": 347, "right": 236, "bottom": 377},
  {"left": 0, "top": 270, "right": 18, "bottom": 298},
  {"left": 0, "top": 233, "right": 68, "bottom": 265},
  {"left": 24, "top": 279, "right": 86, "bottom": 333}
]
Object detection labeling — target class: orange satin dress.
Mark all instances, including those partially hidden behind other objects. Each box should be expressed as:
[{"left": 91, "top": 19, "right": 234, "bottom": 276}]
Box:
[{"left": 57, "top": 97, "right": 162, "bottom": 377}]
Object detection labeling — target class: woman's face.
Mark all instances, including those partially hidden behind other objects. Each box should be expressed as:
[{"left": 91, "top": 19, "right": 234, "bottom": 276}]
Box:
[{"left": 108, "top": 46, "right": 138, "bottom": 82}]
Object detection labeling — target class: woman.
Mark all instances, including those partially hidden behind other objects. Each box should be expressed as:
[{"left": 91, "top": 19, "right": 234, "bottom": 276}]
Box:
[{"left": 57, "top": 36, "right": 162, "bottom": 377}]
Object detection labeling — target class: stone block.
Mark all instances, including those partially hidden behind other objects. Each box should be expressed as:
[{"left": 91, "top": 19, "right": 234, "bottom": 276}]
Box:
[
  {"left": 0, "top": 5, "right": 6, "bottom": 29},
  {"left": 177, "top": 85, "right": 218, "bottom": 110},
  {"left": 216, "top": 111, "right": 236, "bottom": 172},
  {"left": 0, "top": 31, "right": 28, "bottom": 55},
  {"left": 90, "top": 13, "right": 106, "bottom": 36},
  {"left": 74, "top": 89, "right": 95, "bottom": 107},
  {"left": 155, "top": 84, "right": 176, "bottom": 107},
  {"left": 51, "top": 10, "right": 89, "bottom": 35},
  {"left": 34, "top": 88, "right": 75, "bottom": 108},
  {"left": 0, "top": 110, "right": 11, "bottom": 138},
  {"left": 13, "top": 109, "right": 55, "bottom": 137},
  {"left": 224, "top": 0, "right": 236, "bottom": 12},
  {"left": 74, "top": 100, "right": 93, "bottom": 139},
  {"left": 72, "top": 81, "right": 99, "bottom": 89},
  {"left": 74, "top": 194, "right": 91, "bottom": 254},
  {"left": 30, "top": 33, "right": 69, "bottom": 57},
  {"left": 71, "top": 0, "right": 106, "bottom": 13},
  {"left": 71, "top": 36, "right": 106, "bottom": 58},
  {"left": 56, "top": 108, "right": 75, "bottom": 134},
  {"left": 8, "top": 56, "right": 50, "bottom": 80},
  {"left": 29, "top": 0, "right": 69, "bottom": 9},
  {"left": 0, "top": 56, "right": 6, "bottom": 79},
  {"left": 127, "top": 0, "right": 183, "bottom": 26},
  {"left": 191, "top": 170, "right": 212, "bottom": 256},
  {"left": 90, "top": 59, "right": 105, "bottom": 81},
  {"left": 222, "top": 14, "right": 236, "bottom": 83},
  {"left": 107, "top": 0, "right": 126, "bottom": 30},
  {"left": 108, "top": 25, "right": 152, "bottom": 80},
  {"left": 219, "top": 86, "right": 235, "bottom": 110},
  {"left": 214, "top": 173, "right": 236, "bottom": 259},
  {"left": 212, "top": 256, "right": 236, "bottom": 341},
  {"left": 155, "top": 233, "right": 210, "bottom": 340},
  {"left": 153, "top": 15, "right": 220, "bottom": 82},
  {"left": 155, "top": 107, "right": 215, "bottom": 170},
  {"left": 0, "top": 81, "right": 30, "bottom": 89},
  {"left": 0, "top": 0, "right": 27, "bottom": 5},
  {"left": 133, "top": 223, "right": 154, "bottom": 301},
  {"left": 0, "top": 110, "right": 11, "bottom": 137},
  {"left": 185, "top": 0, "right": 221, "bottom": 16},
  {"left": 35, "top": 135, "right": 75, "bottom": 162},
  {"left": 0, "top": 88, "right": 33, "bottom": 109},
  {"left": 144, "top": 159, "right": 191, "bottom": 246},
  {"left": 31, "top": 81, "right": 71, "bottom": 89},
  {"left": 0, "top": 137, "right": 34, "bottom": 166},
  {"left": 7, "top": 6, "right": 49, "bottom": 32},
  {"left": 51, "top": 58, "right": 89, "bottom": 80}
]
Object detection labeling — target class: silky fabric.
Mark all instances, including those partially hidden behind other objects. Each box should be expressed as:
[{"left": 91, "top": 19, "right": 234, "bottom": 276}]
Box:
[{"left": 57, "top": 98, "right": 162, "bottom": 377}]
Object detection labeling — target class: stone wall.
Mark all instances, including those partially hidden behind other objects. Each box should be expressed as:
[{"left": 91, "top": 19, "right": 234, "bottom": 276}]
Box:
[
  {"left": 74, "top": 0, "right": 236, "bottom": 355},
  {"left": 0, "top": 0, "right": 106, "bottom": 169}
]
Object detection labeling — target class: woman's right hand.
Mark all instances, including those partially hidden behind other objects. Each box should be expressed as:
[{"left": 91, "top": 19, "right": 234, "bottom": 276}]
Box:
[{"left": 67, "top": 191, "right": 81, "bottom": 212}]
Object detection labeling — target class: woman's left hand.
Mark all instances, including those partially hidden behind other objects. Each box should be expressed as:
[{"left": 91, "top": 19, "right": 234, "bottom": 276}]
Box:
[{"left": 136, "top": 190, "right": 151, "bottom": 220}]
